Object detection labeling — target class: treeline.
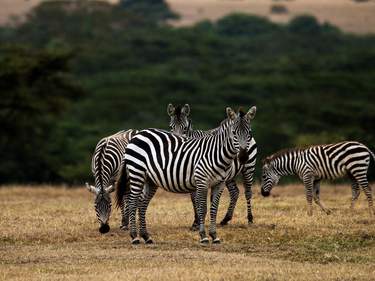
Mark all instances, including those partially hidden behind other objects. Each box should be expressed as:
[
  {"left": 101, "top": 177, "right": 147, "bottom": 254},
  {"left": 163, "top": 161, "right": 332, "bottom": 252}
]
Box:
[{"left": 1, "top": 0, "right": 375, "bottom": 184}]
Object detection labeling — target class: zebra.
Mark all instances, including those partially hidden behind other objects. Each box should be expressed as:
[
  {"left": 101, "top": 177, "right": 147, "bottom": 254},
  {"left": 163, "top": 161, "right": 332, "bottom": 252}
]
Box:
[
  {"left": 116, "top": 106, "right": 257, "bottom": 244},
  {"left": 260, "top": 141, "right": 375, "bottom": 216},
  {"left": 167, "top": 103, "right": 191, "bottom": 136},
  {"left": 167, "top": 103, "right": 257, "bottom": 228},
  {"left": 85, "top": 129, "right": 138, "bottom": 233}
]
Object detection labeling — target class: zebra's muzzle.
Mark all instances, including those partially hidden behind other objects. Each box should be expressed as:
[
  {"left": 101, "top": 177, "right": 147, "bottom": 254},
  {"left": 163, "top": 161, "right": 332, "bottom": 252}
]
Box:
[
  {"left": 99, "top": 223, "right": 110, "bottom": 234},
  {"left": 238, "top": 148, "right": 248, "bottom": 164},
  {"left": 261, "top": 189, "right": 270, "bottom": 197}
]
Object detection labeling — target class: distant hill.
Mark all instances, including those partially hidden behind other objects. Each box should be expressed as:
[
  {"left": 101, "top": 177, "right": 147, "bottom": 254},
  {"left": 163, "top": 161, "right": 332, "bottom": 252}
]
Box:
[{"left": 2, "top": 0, "right": 375, "bottom": 33}]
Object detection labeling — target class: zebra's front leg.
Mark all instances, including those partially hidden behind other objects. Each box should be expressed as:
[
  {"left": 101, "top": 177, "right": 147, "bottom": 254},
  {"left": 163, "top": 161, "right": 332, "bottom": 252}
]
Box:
[
  {"left": 190, "top": 192, "right": 199, "bottom": 231},
  {"left": 303, "top": 175, "right": 314, "bottom": 216},
  {"left": 220, "top": 180, "right": 239, "bottom": 226},
  {"left": 139, "top": 184, "right": 157, "bottom": 244},
  {"left": 313, "top": 180, "right": 331, "bottom": 215},
  {"left": 242, "top": 165, "right": 255, "bottom": 224},
  {"left": 209, "top": 184, "right": 225, "bottom": 244},
  {"left": 195, "top": 184, "right": 209, "bottom": 244}
]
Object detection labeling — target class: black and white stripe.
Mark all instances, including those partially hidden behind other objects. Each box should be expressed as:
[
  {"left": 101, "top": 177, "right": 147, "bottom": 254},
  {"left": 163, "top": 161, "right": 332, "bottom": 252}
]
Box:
[
  {"left": 261, "top": 141, "right": 375, "bottom": 215},
  {"left": 167, "top": 104, "right": 257, "bottom": 226},
  {"left": 116, "top": 107, "right": 256, "bottom": 244},
  {"left": 86, "top": 129, "right": 138, "bottom": 233}
]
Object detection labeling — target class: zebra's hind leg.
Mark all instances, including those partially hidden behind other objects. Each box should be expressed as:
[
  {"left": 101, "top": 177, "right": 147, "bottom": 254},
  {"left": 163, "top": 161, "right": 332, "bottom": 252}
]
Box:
[
  {"left": 128, "top": 178, "right": 144, "bottom": 244},
  {"left": 190, "top": 192, "right": 199, "bottom": 231},
  {"left": 120, "top": 193, "right": 129, "bottom": 230},
  {"left": 139, "top": 183, "right": 157, "bottom": 244},
  {"left": 220, "top": 180, "right": 239, "bottom": 226},
  {"left": 358, "top": 180, "right": 374, "bottom": 215},
  {"left": 209, "top": 184, "right": 225, "bottom": 244},
  {"left": 313, "top": 180, "right": 331, "bottom": 215},
  {"left": 195, "top": 184, "right": 209, "bottom": 244},
  {"left": 348, "top": 174, "right": 360, "bottom": 209}
]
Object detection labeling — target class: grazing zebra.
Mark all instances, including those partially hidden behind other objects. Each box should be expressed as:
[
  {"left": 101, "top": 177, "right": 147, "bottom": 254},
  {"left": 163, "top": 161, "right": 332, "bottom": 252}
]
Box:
[
  {"left": 85, "top": 129, "right": 138, "bottom": 233},
  {"left": 261, "top": 141, "right": 375, "bottom": 216},
  {"left": 167, "top": 103, "right": 257, "bottom": 227},
  {"left": 116, "top": 106, "right": 257, "bottom": 244}
]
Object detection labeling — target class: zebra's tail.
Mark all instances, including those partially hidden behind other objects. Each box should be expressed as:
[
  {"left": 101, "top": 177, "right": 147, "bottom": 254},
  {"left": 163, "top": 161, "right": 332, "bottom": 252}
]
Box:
[
  {"left": 115, "top": 162, "right": 129, "bottom": 209},
  {"left": 366, "top": 147, "right": 375, "bottom": 164}
]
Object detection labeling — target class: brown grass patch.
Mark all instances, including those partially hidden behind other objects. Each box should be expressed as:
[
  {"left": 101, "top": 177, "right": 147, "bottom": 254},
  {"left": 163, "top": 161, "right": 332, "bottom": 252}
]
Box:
[{"left": 1, "top": 183, "right": 375, "bottom": 280}]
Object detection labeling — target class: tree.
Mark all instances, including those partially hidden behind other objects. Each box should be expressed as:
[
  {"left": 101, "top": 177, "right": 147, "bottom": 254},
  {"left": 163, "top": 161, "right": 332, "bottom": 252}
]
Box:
[{"left": 0, "top": 46, "right": 84, "bottom": 183}]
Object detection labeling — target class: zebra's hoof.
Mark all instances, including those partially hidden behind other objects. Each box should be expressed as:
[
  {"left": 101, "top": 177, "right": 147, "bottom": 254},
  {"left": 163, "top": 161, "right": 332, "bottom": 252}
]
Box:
[
  {"left": 200, "top": 238, "right": 209, "bottom": 245},
  {"left": 145, "top": 238, "right": 154, "bottom": 244},
  {"left": 120, "top": 225, "right": 129, "bottom": 231},
  {"left": 131, "top": 238, "right": 140, "bottom": 245},
  {"left": 212, "top": 238, "right": 221, "bottom": 244},
  {"left": 219, "top": 220, "right": 229, "bottom": 226},
  {"left": 326, "top": 209, "right": 332, "bottom": 215},
  {"left": 190, "top": 225, "right": 199, "bottom": 231}
]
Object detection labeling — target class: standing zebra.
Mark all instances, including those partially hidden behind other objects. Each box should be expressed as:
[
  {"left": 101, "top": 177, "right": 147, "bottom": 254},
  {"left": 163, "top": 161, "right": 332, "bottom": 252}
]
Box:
[
  {"left": 85, "top": 129, "right": 138, "bottom": 233},
  {"left": 261, "top": 141, "right": 375, "bottom": 215},
  {"left": 167, "top": 103, "right": 257, "bottom": 227},
  {"left": 116, "top": 106, "right": 257, "bottom": 244}
]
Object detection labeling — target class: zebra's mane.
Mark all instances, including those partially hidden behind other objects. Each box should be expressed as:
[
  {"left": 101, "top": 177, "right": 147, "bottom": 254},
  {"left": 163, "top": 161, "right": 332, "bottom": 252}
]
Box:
[
  {"left": 263, "top": 147, "right": 305, "bottom": 164},
  {"left": 95, "top": 140, "right": 108, "bottom": 189}
]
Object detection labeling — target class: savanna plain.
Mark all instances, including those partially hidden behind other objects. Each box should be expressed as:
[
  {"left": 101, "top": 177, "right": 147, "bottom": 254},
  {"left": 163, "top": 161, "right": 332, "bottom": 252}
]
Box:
[{"left": 1, "top": 184, "right": 374, "bottom": 281}]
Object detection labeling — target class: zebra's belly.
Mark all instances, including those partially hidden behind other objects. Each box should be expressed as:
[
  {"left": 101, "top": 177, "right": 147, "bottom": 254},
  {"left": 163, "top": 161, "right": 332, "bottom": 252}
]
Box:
[
  {"left": 150, "top": 175, "right": 196, "bottom": 193},
  {"left": 315, "top": 166, "right": 346, "bottom": 180}
]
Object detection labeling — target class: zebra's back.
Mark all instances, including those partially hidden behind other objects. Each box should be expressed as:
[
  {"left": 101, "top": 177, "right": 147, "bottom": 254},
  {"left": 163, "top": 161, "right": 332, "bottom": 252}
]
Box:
[
  {"left": 92, "top": 129, "right": 138, "bottom": 185},
  {"left": 305, "top": 141, "right": 371, "bottom": 179}
]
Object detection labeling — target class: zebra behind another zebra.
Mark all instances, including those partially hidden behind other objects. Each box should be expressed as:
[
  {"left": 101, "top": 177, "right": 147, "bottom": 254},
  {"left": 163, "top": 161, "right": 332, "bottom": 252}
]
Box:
[
  {"left": 85, "top": 129, "right": 138, "bottom": 233},
  {"left": 116, "top": 106, "right": 257, "bottom": 244},
  {"left": 167, "top": 103, "right": 257, "bottom": 227},
  {"left": 261, "top": 141, "right": 375, "bottom": 216}
]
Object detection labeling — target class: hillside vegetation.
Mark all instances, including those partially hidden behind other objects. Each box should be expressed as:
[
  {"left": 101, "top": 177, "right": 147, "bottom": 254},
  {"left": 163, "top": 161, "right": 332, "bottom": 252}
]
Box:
[{"left": 1, "top": 0, "right": 375, "bottom": 183}]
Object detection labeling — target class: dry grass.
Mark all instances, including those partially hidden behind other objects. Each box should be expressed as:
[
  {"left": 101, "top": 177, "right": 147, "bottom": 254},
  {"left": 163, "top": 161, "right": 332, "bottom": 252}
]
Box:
[{"left": 1, "top": 183, "right": 375, "bottom": 280}]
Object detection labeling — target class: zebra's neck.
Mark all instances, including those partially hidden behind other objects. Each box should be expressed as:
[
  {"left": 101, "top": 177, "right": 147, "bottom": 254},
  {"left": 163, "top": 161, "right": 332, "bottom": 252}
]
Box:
[
  {"left": 217, "top": 119, "right": 238, "bottom": 162},
  {"left": 272, "top": 150, "right": 300, "bottom": 176}
]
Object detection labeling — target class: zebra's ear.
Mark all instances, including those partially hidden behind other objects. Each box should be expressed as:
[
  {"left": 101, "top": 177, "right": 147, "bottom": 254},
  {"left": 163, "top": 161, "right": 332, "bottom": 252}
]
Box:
[
  {"left": 167, "top": 104, "right": 175, "bottom": 116},
  {"left": 85, "top": 182, "right": 98, "bottom": 194},
  {"left": 246, "top": 106, "right": 256, "bottom": 120},
  {"left": 105, "top": 185, "right": 115, "bottom": 193},
  {"left": 226, "top": 107, "right": 237, "bottom": 120},
  {"left": 182, "top": 104, "right": 190, "bottom": 116}
]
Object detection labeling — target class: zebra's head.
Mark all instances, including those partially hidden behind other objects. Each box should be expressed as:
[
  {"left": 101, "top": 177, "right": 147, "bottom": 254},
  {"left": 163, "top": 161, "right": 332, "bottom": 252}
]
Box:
[
  {"left": 85, "top": 183, "right": 114, "bottom": 233},
  {"left": 167, "top": 103, "right": 191, "bottom": 136},
  {"left": 226, "top": 106, "right": 256, "bottom": 164},
  {"left": 260, "top": 158, "right": 280, "bottom": 197}
]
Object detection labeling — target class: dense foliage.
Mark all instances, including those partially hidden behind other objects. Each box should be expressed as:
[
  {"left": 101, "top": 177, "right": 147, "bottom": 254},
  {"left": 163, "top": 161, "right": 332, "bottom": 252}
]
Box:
[{"left": 1, "top": 0, "right": 374, "bottom": 183}]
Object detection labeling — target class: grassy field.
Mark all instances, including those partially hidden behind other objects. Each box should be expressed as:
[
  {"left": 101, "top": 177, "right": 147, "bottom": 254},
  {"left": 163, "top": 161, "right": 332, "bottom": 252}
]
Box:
[{"left": 1, "top": 184, "right": 375, "bottom": 280}]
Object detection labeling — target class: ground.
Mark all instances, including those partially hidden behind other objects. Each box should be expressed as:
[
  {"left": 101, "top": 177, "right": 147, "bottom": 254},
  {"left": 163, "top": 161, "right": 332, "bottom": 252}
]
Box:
[{"left": 1, "top": 184, "right": 375, "bottom": 280}]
